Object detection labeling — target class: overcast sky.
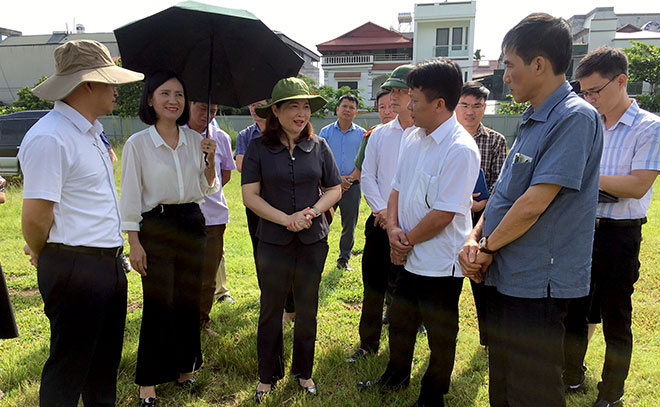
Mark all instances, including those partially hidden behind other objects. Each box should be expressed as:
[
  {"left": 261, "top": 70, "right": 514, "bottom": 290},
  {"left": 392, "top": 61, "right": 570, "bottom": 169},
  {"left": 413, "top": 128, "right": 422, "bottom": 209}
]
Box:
[{"left": 2, "top": 0, "right": 656, "bottom": 60}]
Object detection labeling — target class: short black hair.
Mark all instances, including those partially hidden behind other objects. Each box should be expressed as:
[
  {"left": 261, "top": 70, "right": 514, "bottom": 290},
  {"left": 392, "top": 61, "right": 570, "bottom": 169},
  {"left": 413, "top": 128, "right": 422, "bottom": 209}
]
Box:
[
  {"left": 337, "top": 94, "right": 359, "bottom": 109},
  {"left": 502, "top": 13, "right": 572, "bottom": 75},
  {"left": 374, "top": 89, "right": 390, "bottom": 110},
  {"left": 139, "top": 70, "right": 190, "bottom": 126},
  {"left": 461, "top": 81, "right": 490, "bottom": 101},
  {"left": 576, "top": 46, "right": 628, "bottom": 80},
  {"left": 406, "top": 58, "right": 463, "bottom": 111}
]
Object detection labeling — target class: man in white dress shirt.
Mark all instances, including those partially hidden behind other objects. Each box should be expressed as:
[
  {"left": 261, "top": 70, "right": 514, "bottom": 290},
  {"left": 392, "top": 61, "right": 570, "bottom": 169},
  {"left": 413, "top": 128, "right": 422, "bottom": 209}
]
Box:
[
  {"left": 357, "top": 59, "right": 480, "bottom": 407},
  {"left": 19, "top": 40, "right": 143, "bottom": 406},
  {"left": 346, "top": 64, "right": 415, "bottom": 363}
]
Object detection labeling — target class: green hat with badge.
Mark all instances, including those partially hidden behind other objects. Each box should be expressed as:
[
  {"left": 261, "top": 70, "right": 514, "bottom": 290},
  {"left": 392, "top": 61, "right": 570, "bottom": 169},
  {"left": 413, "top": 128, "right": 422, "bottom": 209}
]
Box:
[
  {"left": 381, "top": 64, "right": 414, "bottom": 90},
  {"left": 255, "top": 77, "right": 327, "bottom": 118}
]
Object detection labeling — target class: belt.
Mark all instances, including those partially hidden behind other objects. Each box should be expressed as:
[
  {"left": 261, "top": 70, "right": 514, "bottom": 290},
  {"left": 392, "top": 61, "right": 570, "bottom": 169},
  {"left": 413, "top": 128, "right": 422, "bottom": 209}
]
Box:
[
  {"left": 595, "top": 217, "right": 646, "bottom": 229},
  {"left": 144, "top": 202, "right": 199, "bottom": 216},
  {"left": 46, "top": 243, "right": 123, "bottom": 258}
]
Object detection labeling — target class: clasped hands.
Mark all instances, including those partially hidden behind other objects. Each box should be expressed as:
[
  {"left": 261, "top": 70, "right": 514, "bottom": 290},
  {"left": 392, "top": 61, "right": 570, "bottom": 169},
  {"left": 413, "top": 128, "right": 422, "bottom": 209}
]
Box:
[
  {"left": 458, "top": 239, "right": 493, "bottom": 283},
  {"left": 388, "top": 226, "right": 412, "bottom": 265},
  {"left": 286, "top": 207, "right": 318, "bottom": 232}
]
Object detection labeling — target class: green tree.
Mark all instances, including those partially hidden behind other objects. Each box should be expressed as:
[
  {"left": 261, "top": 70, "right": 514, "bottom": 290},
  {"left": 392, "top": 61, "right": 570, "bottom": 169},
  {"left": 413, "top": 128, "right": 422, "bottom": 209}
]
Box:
[
  {"left": 637, "top": 92, "right": 660, "bottom": 113},
  {"left": 474, "top": 49, "right": 482, "bottom": 61},
  {"left": 12, "top": 77, "right": 54, "bottom": 110},
  {"left": 298, "top": 74, "right": 366, "bottom": 117},
  {"left": 625, "top": 41, "right": 660, "bottom": 94},
  {"left": 497, "top": 94, "right": 529, "bottom": 114},
  {"left": 112, "top": 58, "right": 143, "bottom": 117}
]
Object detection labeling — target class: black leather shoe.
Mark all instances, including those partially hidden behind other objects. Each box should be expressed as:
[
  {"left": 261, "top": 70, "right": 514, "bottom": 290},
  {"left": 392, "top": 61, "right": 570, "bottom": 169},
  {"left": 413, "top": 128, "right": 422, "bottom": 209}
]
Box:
[
  {"left": 139, "top": 397, "right": 158, "bottom": 407},
  {"left": 175, "top": 377, "right": 196, "bottom": 388},
  {"left": 357, "top": 379, "right": 380, "bottom": 392},
  {"left": 346, "top": 348, "right": 371, "bottom": 363},
  {"left": 217, "top": 294, "right": 236, "bottom": 304},
  {"left": 565, "top": 376, "right": 587, "bottom": 393},
  {"left": 593, "top": 399, "right": 622, "bottom": 407}
]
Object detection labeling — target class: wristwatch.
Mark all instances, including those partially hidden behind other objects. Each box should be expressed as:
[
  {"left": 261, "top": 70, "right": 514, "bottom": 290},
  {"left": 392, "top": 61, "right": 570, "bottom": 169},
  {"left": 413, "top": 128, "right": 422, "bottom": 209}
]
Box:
[
  {"left": 311, "top": 206, "right": 321, "bottom": 217},
  {"left": 478, "top": 236, "right": 497, "bottom": 255}
]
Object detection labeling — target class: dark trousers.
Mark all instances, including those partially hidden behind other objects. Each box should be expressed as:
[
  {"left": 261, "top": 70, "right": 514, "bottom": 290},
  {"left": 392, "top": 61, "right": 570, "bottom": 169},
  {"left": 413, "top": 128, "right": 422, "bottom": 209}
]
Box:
[
  {"left": 249, "top": 207, "right": 295, "bottom": 312},
  {"left": 200, "top": 224, "right": 226, "bottom": 325},
  {"left": 488, "top": 290, "right": 568, "bottom": 407},
  {"left": 136, "top": 203, "right": 205, "bottom": 385},
  {"left": 564, "top": 225, "right": 641, "bottom": 401},
  {"left": 335, "top": 183, "right": 361, "bottom": 262},
  {"left": 470, "top": 209, "right": 491, "bottom": 346},
  {"left": 256, "top": 237, "right": 328, "bottom": 383},
  {"left": 38, "top": 244, "right": 127, "bottom": 407},
  {"left": 359, "top": 214, "right": 402, "bottom": 353},
  {"left": 380, "top": 269, "right": 463, "bottom": 406},
  {"left": 0, "top": 263, "right": 19, "bottom": 339}
]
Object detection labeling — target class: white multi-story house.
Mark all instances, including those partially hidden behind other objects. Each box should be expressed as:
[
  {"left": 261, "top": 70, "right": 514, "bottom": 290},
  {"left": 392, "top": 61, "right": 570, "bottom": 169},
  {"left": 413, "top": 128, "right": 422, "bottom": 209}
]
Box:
[
  {"left": 317, "top": 22, "right": 413, "bottom": 107},
  {"left": 567, "top": 7, "right": 660, "bottom": 93},
  {"left": 317, "top": 2, "right": 477, "bottom": 107},
  {"left": 413, "top": 1, "right": 476, "bottom": 83}
]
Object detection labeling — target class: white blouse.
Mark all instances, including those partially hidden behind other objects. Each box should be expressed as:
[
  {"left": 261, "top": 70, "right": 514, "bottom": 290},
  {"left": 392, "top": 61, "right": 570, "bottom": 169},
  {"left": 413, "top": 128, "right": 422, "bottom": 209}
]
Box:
[{"left": 120, "top": 125, "right": 220, "bottom": 231}]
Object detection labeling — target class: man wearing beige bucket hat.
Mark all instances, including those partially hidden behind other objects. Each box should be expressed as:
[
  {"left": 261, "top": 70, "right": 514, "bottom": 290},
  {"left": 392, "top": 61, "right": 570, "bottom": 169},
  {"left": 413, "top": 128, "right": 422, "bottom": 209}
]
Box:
[{"left": 19, "top": 39, "right": 143, "bottom": 406}]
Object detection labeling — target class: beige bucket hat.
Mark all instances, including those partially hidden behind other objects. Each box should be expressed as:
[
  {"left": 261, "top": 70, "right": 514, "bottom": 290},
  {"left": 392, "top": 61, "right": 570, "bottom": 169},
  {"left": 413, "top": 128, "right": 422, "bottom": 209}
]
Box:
[{"left": 32, "top": 40, "right": 144, "bottom": 101}]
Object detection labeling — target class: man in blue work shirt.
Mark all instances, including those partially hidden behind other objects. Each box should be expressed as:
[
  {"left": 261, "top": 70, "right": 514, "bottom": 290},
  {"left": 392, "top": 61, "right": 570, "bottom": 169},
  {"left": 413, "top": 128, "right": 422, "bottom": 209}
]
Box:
[
  {"left": 319, "top": 94, "right": 365, "bottom": 270},
  {"left": 458, "top": 13, "right": 603, "bottom": 407}
]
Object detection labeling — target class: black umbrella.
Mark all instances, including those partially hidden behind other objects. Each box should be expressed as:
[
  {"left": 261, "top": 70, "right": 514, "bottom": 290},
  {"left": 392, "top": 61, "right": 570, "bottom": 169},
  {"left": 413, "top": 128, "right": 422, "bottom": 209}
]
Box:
[{"left": 114, "top": 0, "right": 303, "bottom": 122}]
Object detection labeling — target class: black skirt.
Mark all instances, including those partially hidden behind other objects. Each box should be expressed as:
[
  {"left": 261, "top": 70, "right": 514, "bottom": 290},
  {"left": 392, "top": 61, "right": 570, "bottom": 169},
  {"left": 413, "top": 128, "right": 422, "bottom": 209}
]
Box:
[{"left": 0, "top": 263, "right": 19, "bottom": 339}]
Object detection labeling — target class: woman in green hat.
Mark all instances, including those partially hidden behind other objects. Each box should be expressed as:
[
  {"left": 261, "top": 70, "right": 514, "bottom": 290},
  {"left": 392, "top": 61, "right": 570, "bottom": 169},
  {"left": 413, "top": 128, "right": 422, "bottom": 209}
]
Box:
[{"left": 241, "top": 77, "right": 342, "bottom": 402}]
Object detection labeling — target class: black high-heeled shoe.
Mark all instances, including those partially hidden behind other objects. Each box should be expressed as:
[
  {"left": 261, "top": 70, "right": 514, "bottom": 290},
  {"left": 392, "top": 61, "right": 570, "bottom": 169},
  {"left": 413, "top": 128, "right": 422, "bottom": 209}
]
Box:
[
  {"left": 139, "top": 396, "right": 158, "bottom": 407},
  {"left": 254, "top": 383, "right": 274, "bottom": 404},
  {"left": 298, "top": 379, "right": 317, "bottom": 396}
]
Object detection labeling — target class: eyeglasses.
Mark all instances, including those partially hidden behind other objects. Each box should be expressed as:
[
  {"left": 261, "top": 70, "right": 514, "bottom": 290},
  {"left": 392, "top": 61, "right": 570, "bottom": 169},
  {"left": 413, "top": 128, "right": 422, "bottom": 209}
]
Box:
[
  {"left": 457, "top": 102, "right": 485, "bottom": 110},
  {"left": 580, "top": 77, "right": 616, "bottom": 100}
]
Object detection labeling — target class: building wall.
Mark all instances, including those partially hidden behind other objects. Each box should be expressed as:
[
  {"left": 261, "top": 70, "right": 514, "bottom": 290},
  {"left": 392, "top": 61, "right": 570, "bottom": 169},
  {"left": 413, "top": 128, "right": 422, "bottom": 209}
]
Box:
[
  {"left": 322, "top": 66, "right": 372, "bottom": 107},
  {"left": 0, "top": 38, "right": 119, "bottom": 105},
  {"left": 412, "top": 1, "right": 475, "bottom": 82}
]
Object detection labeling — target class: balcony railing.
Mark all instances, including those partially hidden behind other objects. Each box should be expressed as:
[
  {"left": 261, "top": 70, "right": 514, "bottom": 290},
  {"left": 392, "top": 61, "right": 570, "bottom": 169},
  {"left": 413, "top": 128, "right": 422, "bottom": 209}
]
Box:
[
  {"left": 321, "top": 55, "right": 374, "bottom": 65},
  {"left": 374, "top": 53, "right": 412, "bottom": 62},
  {"left": 434, "top": 45, "right": 470, "bottom": 58}
]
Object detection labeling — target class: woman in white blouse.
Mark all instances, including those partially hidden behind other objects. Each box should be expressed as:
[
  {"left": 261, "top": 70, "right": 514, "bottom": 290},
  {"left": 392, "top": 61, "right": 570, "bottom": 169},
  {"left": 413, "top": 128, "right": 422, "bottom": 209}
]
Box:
[{"left": 119, "top": 70, "right": 219, "bottom": 407}]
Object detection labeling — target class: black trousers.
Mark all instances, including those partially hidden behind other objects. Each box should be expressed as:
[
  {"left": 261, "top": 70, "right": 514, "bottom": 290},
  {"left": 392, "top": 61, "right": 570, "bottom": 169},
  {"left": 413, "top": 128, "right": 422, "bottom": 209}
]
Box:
[
  {"left": 564, "top": 224, "right": 641, "bottom": 401},
  {"left": 256, "top": 236, "right": 328, "bottom": 383},
  {"left": 359, "top": 214, "right": 402, "bottom": 353},
  {"left": 38, "top": 244, "right": 127, "bottom": 407},
  {"left": 488, "top": 290, "right": 568, "bottom": 407},
  {"left": 470, "top": 209, "right": 491, "bottom": 346},
  {"left": 249, "top": 207, "right": 295, "bottom": 312},
  {"left": 380, "top": 269, "right": 463, "bottom": 407},
  {"left": 135, "top": 203, "right": 205, "bottom": 385},
  {"left": 0, "top": 263, "right": 19, "bottom": 339}
]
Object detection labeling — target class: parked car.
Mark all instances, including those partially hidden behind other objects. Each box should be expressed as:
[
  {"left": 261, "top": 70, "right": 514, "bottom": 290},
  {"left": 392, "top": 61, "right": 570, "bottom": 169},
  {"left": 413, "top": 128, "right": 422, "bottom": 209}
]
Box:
[{"left": 0, "top": 110, "right": 48, "bottom": 176}]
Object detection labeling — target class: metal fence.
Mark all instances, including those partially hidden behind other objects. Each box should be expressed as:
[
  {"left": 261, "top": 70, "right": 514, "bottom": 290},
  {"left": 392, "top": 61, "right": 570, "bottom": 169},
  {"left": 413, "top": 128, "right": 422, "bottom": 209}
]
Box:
[{"left": 100, "top": 113, "right": 524, "bottom": 148}]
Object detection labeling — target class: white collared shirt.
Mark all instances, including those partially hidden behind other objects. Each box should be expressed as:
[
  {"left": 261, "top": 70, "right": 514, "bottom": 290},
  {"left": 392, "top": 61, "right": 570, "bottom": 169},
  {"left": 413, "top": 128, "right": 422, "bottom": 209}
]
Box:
[
  {"left": 120, "top": 125, "right": 220, "bottom": 231},
  {"left": 392, "top": 114, "right": 480, "bottom": 277},
  {"left": 361, "top": 116, "right": 412, "bottom": 212},
  {"left": 598, "top": 100, "right": 660, "bottom": 220},
  {"left": 19, "top": 101, "right": 123, "bottom": 247}
]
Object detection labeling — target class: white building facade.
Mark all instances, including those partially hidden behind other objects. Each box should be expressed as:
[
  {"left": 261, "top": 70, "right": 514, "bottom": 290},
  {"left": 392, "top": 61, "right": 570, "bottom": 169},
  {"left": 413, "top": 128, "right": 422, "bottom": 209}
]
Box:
[{"left": 413, "top": 1, "right": 476, "bottom": 83}]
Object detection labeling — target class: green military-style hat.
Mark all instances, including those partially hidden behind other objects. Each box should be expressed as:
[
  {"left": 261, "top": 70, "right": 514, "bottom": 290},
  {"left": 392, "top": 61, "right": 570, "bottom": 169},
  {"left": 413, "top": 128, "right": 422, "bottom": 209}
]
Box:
[
  {"left": 381, "top": 64, "right": 414, "bottom": 90},
  {"left": 255, "top": 77, "right": 327, "bottom": 118}
]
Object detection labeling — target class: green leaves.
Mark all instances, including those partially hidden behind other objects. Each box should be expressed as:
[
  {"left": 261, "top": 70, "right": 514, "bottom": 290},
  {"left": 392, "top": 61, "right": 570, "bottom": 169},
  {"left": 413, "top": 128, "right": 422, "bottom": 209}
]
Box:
[
  {"left": 12, "top": 76, "right": 54, "bottom": 111},
  {"left": 625, "top": 41, "right": 660, "bottom": 95}
]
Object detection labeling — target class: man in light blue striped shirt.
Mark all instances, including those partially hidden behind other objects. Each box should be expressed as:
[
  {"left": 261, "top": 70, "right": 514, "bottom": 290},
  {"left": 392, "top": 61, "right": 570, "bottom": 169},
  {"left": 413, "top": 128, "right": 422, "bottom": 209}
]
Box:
[{"left": 563, "top": 46, "right": 660, "bottom": 407}]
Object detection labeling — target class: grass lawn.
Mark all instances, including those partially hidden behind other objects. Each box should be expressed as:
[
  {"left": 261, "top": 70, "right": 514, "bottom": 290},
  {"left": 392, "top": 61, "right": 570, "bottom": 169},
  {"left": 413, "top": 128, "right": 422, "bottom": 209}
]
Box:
[{"left": 1, "top": 145, "right": 659, "bottom": 406}]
